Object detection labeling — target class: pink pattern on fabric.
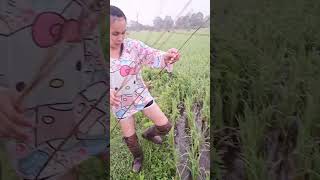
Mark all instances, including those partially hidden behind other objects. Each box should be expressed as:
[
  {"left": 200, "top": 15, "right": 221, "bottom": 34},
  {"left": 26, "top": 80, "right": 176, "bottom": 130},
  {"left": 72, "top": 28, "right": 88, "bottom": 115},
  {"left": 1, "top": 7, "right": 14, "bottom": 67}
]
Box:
[
  {"left": 120, "top": 65, "right": 139, "bottom": 77},
  {"left": 32, "top": 12, "right": 81, "bottom": 48},
  {"left": 110, "top": 38, "right": 174, "bottom": 119}
]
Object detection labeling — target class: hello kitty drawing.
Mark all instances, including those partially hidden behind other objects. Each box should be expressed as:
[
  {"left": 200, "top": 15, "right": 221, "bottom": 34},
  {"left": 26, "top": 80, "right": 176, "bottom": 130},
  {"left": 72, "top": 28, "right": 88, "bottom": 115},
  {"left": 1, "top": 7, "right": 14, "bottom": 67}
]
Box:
[{"left": 0, "top": 0, "right": 107, "bottom": 179}]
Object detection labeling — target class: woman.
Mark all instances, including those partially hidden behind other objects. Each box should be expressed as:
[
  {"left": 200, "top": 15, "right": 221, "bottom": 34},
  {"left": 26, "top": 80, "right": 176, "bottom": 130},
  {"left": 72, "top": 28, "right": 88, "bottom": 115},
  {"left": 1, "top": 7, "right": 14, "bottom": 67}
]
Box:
[{"left": 110, "top": 5, "right": 180, "bottom": 173}]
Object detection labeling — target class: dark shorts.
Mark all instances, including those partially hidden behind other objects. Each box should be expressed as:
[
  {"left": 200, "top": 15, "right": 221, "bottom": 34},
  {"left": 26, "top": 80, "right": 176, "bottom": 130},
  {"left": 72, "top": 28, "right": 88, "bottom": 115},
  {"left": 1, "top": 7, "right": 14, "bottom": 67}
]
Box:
[
  {"left": 117, "top": 100, "right": 154, "bottom": 121},
  {"left": 144, "top": 100, "right": 154, "bottom": 109}
]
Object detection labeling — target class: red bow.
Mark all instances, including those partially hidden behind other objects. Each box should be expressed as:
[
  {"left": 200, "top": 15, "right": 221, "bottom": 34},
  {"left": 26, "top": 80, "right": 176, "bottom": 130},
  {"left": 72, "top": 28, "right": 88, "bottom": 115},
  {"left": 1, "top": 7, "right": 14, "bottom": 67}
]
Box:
[
  {"left": 120, "top": 65, "right": 139, "bottom": 77},
  {"left": 32, "top": 12, "right": 81, "bottom": 48}
]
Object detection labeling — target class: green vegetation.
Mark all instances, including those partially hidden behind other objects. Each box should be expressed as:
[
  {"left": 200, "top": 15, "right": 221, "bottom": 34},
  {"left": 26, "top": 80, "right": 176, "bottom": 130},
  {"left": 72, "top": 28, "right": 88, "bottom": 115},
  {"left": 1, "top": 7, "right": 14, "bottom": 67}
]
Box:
[
  {"left": 110, "top": 29, "right": 210, "bottom": 179},
  {"left": 213, "top": 0, "right": 320, "bottom": 179}
]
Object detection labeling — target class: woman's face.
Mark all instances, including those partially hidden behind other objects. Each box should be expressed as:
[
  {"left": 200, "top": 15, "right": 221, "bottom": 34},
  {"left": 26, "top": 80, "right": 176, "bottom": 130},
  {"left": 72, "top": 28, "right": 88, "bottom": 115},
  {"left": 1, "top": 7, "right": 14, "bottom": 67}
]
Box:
[{"left": 110, "top": 17, "right": 126, "bottom": 49}]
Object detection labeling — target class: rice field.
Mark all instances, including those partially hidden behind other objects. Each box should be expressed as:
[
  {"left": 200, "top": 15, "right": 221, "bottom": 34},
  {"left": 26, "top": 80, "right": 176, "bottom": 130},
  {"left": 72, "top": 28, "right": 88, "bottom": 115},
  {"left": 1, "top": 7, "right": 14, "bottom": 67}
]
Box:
[
  {"left": 110, "top": 28, "right": 210, "bottom": 179},
  {"left": 213, "top": 0, "right": 320, "bottom": 179}
]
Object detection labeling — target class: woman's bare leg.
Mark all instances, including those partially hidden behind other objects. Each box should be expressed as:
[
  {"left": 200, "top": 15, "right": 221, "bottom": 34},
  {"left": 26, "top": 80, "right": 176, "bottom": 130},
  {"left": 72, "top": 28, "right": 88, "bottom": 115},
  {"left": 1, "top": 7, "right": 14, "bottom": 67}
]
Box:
[{"left": 142, "top": 102, "right": 172, "bottom": 144}]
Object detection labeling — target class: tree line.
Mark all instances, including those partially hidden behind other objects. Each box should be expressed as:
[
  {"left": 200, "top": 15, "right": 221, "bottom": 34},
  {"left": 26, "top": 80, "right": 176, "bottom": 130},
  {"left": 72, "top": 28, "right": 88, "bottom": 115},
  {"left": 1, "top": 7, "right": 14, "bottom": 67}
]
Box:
[{"left": 128, "top": 12, "right": 210, "bottom": 31}]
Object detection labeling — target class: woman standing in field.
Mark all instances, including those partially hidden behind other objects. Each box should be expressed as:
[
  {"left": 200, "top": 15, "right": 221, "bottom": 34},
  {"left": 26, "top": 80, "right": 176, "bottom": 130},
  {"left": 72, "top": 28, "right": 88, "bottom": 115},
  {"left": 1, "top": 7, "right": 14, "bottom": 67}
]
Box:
[{"left": 110, "top": 5, "right": 181, "bottom": 173}]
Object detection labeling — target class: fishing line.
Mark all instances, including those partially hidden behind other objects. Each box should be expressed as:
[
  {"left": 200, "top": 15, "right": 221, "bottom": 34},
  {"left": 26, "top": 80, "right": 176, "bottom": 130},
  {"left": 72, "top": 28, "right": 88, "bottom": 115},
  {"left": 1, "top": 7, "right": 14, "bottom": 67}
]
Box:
[{"left": 110, "top": 17, "right": 209, "bottom": 135}]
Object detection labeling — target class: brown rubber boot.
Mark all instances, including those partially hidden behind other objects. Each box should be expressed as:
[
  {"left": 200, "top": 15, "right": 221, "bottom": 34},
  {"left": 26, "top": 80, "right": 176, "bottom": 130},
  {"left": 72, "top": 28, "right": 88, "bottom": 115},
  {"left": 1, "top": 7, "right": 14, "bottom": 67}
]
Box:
[
  {"left": 142, "top": 122, "right": 172, "bottom": 145},
  {"left": 123, "top": 133, "right": 143, "bottom": 173}
]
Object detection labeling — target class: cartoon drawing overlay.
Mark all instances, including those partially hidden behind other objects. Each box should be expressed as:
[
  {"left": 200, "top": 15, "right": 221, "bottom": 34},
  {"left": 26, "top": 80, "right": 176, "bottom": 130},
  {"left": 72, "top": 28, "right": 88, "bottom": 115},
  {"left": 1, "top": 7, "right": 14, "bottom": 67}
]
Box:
[{"left": 0, "top": 0, "right": 108, "bottom": 179}]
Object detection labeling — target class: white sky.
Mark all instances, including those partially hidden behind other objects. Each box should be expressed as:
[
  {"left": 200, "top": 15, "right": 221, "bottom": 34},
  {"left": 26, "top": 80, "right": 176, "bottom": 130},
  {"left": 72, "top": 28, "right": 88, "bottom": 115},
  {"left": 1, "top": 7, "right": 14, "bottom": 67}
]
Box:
[{"left": 110, "top": 0, "right": 210, "bottom": 25}]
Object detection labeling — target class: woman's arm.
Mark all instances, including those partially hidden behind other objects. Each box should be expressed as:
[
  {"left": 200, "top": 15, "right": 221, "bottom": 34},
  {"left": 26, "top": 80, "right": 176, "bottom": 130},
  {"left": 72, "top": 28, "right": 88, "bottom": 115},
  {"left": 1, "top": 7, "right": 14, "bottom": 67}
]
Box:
[{"left": 135, "top": 40, "right": 180, "bottom": 72}]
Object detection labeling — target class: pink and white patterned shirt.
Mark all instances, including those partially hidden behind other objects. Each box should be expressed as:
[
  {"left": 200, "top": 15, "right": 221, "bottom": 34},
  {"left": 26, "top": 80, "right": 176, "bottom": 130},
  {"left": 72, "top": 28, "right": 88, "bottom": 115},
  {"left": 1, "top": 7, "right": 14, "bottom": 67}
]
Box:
[{"left": 110, "top": 38, "right": 173, "bottom": 119}]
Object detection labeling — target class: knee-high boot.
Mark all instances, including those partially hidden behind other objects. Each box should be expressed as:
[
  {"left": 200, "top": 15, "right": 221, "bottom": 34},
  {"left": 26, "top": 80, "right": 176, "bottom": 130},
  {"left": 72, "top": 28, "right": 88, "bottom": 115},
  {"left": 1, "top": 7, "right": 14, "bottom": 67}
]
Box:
[
  {"left": 142, "top": 121, "right": 172, "bottom": 144},
  {"left": 123, "top": 133, "right": 144, "bottom": 173}
]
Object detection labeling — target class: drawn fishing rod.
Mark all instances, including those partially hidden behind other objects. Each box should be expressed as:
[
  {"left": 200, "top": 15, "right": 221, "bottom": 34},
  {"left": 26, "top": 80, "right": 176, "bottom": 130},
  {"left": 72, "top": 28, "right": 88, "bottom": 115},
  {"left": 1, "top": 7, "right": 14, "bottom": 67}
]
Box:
[
  {"left": 156, "top": 30, "right": 175, "bottom": 49},
  {"left": 110, "top": 17, "right": 209, "bottom": 135}
]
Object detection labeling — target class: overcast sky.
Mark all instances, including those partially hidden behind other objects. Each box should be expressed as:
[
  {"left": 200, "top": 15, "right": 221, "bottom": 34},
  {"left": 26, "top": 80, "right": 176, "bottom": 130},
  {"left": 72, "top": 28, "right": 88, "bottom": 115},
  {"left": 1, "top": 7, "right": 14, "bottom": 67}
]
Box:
[{"left": 110, "top": 0, "right": 210, "bottom": 25}]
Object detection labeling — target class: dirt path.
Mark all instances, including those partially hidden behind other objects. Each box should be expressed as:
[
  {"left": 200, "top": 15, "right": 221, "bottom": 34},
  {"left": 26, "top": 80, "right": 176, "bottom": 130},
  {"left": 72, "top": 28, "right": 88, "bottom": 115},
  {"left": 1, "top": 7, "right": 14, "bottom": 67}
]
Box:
[
  {"left": 174, "top": 102, "right": 210, "bottom": 180},
  {"left": 175, "top": 103, "right": 192, "bottom": 180}
]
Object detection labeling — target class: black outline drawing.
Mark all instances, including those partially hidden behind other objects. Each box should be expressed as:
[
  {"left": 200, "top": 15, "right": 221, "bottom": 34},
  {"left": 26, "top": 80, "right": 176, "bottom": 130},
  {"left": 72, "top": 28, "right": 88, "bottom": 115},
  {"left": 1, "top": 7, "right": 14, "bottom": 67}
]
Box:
[{"left": 0, "top": 1, "right": 108, "bottom": 179}]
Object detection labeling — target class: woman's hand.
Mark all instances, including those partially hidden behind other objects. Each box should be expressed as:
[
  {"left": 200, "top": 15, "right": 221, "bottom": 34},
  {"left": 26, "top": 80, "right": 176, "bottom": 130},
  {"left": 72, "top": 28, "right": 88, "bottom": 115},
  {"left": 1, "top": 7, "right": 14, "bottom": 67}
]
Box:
[
  {"left": 164, "top": 48, "right": 180, "bottom": 64},
  {"left": 110, "top": 89, "right": 121, "bottom": 107},
  {"left": 0, "top": 88, "right": 33, "bottom": 141}
]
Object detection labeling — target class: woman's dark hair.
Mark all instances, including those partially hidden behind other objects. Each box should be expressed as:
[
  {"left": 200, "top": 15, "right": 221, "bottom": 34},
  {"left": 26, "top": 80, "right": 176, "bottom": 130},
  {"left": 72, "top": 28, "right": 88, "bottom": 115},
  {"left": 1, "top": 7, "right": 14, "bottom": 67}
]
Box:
[{"left": 110, "top": 5, "right": 126, "bottom": 21}]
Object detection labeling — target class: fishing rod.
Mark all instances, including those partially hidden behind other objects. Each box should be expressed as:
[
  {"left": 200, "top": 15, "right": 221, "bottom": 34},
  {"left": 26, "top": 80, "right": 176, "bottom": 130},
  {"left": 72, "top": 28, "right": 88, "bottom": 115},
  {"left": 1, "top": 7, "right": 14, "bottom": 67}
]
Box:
[
  {"left": 110, "top": 0, "right": 193, "bottom": 105},
  {"left": 158, "top": 17, "right": 210, "bottom": 74},
  {"left": 110, "top": 17, "right": 209, "bottom": 135}
]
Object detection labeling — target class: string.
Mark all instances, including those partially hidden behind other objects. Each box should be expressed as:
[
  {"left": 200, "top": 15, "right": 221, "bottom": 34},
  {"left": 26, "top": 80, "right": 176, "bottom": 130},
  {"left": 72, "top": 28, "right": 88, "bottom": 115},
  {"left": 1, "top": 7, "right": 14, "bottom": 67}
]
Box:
[{"left": 110, "top": 18, "right": 209, "bottom": 135}]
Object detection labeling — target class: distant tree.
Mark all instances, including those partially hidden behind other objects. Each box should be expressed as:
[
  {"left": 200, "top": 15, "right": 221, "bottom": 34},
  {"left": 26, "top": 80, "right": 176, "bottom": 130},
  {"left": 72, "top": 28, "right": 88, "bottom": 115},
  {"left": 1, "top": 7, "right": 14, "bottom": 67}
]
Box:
[
  {"left": 175, "top": 17, "right": 184, "bottom": 28},
  {"left": 129, "top": 11, "right": 209, "bottom": 31},
  {"left": 153, "top": 16, "right": 163, "bottom": 30},
  {"left": 128, "top": 20, "right": 144, "bottom": 31},
  {"left": 175, "top": 15, "right": 190, "bottom": 29},
  {"left": 143, "top": 25, "right": 155, "bottom": 31},
  {"left": 163, "top": 16, "right": 174, "bottom": 29},
  {"left": 190, "top": 12, "right": 204, "bottom": 28}
]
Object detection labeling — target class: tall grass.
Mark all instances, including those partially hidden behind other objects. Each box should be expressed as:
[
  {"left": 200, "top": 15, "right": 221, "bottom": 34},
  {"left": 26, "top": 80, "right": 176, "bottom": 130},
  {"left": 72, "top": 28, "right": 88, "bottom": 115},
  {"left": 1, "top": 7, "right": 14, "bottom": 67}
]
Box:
[
  {"left": 110, "top": 29, "right": 210, "bottom": 179},
  {"left": 213, "top": 0, "right": 320, "bottom": 179}
]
